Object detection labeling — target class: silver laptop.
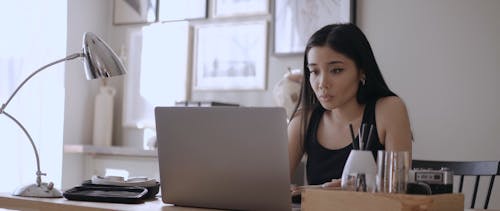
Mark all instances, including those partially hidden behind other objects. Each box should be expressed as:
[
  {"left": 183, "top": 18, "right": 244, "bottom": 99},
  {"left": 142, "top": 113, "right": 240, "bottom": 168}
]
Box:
[{"left": 155, "top": 107, "right": 291, "bottom": 211}]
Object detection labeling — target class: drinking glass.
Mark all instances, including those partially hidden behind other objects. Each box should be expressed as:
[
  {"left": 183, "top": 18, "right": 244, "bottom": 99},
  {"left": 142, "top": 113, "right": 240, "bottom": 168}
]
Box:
[{"left": 376, "top": 150, "right": 411, "bottom": 193}]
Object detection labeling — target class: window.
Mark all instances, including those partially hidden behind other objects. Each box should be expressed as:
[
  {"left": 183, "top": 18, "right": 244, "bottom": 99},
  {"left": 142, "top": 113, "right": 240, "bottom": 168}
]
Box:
[{"left": 0, "top": 1, "right": 66, "bottom": 192}]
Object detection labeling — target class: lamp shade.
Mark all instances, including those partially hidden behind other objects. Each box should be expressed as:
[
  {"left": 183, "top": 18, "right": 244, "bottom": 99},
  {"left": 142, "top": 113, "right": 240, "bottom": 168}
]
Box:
[{"left": 82, "top": 32, "right": 126, "bottom": 80}]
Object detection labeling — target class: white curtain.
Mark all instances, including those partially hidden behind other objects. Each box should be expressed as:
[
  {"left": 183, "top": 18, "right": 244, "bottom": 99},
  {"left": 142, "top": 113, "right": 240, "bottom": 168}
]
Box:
[{"left": 0, "top": 1, "right": 66, "bottom": 192}]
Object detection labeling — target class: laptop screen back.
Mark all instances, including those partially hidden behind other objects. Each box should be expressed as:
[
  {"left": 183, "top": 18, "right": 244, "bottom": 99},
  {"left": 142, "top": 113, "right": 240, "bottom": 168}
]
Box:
[{"left": 155, "top": 107, "right": 291, "bottom": 211}]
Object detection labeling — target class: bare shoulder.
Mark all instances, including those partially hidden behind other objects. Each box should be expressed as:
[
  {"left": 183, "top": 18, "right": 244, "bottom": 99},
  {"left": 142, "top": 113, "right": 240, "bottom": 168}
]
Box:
[
  {"left": 376, "top": 96, "right": 407, "bottom": 108},
  {"left": 374, "top": 96, "right": 412, "bottom": 149},
  {"left": 375, "top": 96, "right": 411, "bottom": 133},
  {"left": 375, "top": 96, "right": 408, "bottom": 116},
  {"left": 288, "top": 109, "right": 305, "bottom": 132},
  {"left": 287, "top": 109, "right": 312, "bottom": 143},
  {"left": 287, "top": 109, "right": 308, "bottom": 176}
]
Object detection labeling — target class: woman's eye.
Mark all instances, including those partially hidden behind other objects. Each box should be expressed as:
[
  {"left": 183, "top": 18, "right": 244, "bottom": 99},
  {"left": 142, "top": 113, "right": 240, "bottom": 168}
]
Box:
[
  {"left": 309, "top": 69, "right": 319, "bottom": 75},
  {"left": 330, "top": 68, "right": 343, "bottom": 73}
]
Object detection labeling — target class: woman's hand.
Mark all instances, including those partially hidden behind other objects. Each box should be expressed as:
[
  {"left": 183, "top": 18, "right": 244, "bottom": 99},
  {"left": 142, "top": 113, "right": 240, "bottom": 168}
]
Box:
[
  {"left": 321, "top": 179, "right": 341, "bottom": 188},
  {"left": 290, "top": 179, "right": 342, "bottom": 196},
  {"left": 290, "top": 184, "right": 301, "bottom": 196}
]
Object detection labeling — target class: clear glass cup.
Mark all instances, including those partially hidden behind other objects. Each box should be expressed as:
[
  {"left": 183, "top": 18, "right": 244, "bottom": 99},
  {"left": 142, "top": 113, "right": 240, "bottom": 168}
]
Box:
[{"left": 376, "top": 150, "right": 411, "bottom": 193}]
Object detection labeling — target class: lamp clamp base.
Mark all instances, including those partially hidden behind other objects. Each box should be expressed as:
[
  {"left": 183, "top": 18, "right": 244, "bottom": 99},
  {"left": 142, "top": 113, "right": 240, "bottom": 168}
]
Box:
[{"left": 13, "top": 182, "right": 62, "bottom": 198}]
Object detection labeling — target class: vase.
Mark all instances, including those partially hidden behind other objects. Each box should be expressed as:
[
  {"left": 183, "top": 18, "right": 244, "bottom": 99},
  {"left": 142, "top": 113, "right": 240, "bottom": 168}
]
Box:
[{"left": 341, "top": 150, "right": 377, "bottom": 192}]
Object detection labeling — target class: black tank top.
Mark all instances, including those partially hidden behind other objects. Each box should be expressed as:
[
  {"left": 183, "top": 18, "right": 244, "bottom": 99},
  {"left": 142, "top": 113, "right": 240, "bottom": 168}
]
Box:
[{"left": 305, "top": 100, "right": 385, "bottom": 185}]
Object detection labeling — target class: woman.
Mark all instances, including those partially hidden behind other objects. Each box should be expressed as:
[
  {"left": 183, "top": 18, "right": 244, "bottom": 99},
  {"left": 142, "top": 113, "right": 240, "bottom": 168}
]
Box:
[{"left": 288, "top": 23, "right": 412, "bottom": 189}]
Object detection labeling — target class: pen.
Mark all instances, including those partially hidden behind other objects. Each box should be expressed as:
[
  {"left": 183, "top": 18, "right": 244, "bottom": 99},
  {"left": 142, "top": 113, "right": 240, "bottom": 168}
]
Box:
[
  {"left": 349, "top": 124, "right": 358, "bottom": 150},
  {"left": 365, "top": 124, "right": 374, "bottom": 150}
]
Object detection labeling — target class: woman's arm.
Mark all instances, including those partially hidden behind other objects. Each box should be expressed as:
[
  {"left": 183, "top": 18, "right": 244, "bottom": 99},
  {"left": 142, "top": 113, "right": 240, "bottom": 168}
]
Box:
[
  {"left": 376, "top": 96, "right": 413, "bottom": 152},
  {"left": 288, "top": 114, "right": 306, "bottom": 180}
]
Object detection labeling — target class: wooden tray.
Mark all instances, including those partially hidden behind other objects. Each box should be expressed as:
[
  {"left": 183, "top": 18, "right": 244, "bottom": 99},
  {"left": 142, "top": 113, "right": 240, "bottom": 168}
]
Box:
[{"left": 302, "top": 189, "right": 464, "bottom": 211}]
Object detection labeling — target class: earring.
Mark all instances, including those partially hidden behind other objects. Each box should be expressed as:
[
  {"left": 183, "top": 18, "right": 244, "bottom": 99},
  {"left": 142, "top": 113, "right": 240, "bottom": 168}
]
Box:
[{"left": 361, "top": 79, "right": 366, "bottom": 86}]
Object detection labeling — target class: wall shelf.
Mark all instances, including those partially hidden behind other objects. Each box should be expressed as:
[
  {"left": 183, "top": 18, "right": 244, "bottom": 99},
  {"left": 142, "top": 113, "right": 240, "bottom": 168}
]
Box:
[{"left": 64, "top": 144, "right": 157, "bottom": 158}]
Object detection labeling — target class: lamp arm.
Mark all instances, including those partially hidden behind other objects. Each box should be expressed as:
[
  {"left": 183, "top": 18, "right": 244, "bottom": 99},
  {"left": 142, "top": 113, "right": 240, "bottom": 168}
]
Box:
[
  {"left": 2, "top": 111, "right": 44, "bottom": 186},
  {"left": 0, "top": 52, "right": 83, "bottom": 187},
  {"left": 1, "top": 52, "right": 83, "bottom": 111}
]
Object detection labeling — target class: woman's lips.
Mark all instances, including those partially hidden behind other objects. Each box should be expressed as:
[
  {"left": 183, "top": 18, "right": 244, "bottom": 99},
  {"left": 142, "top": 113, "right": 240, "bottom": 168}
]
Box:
[{"left": 319, "top": 94, "right": 333, "bottom": 101}]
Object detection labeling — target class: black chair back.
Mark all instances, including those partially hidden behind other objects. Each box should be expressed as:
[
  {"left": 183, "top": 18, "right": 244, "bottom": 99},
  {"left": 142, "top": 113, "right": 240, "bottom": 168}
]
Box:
[{"left": 412, "top": 160, "right": 500, "bottom": 209}]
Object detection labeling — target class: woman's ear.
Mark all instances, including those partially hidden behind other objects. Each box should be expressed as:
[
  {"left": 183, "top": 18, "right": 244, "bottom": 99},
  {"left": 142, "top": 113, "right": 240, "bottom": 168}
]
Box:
[{"left": 359, "top": 70, "right": 366, "bottom": 85}]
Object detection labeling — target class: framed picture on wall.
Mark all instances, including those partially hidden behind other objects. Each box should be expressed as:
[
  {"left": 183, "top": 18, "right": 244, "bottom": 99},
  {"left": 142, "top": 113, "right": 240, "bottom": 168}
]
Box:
[
  {"left": 113, "top": 0, "right": 157, "bottom": 25},
  {"left": 122, "top": 22, "right": 191, "bottom": 128},
  {"left": 274, "top": 0, "right": 355, "bottom": 55},
  {"left": 213, "top": 0, "right": 269, "bottom": 18},
  {"left": 192, "top": 20, "right": 268, "bottom": 91},
  {"left": 158, "top": 0, "right": 207, "bottom": 21}
]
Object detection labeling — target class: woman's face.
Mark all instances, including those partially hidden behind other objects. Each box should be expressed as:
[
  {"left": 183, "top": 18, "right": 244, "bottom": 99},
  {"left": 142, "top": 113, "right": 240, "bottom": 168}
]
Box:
[{"left": 307, "top": 46, "right": 362, "bottom": 110}]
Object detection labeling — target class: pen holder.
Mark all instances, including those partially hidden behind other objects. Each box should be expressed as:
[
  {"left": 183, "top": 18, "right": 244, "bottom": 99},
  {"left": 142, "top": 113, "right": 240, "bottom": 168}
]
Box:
[
  {"left": 341, "top": 150, "right": 377, "bottom": 192},
  {"left": 302, "top": 189, "right": 465, "bottom": 211}
]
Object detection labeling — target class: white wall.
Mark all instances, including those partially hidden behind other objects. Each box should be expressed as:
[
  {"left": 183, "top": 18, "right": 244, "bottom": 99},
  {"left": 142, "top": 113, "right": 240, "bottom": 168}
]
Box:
[
  {"left": 357, "top": 0, "right": 500, "bottom": 208},
  {"left": 62, "top": 0, "right": 115, "bottom": 189},
  {"left": 357, "top": 0, "right": 500, "bottom": 161}
]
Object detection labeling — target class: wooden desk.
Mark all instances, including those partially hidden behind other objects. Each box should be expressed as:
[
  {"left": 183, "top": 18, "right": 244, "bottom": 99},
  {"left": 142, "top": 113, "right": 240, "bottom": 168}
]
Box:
[
  {"left": 0, "top": 193, "right": 216, "bottom": 211},
  {"left": 0, "top": 193, "right": 496, "bottom": 211}
]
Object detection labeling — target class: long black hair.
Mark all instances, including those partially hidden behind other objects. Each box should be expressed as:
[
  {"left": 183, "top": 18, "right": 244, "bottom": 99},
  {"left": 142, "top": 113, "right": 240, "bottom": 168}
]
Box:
[{"left": 291, "top": 23, "right": 396, "bottom": 143}]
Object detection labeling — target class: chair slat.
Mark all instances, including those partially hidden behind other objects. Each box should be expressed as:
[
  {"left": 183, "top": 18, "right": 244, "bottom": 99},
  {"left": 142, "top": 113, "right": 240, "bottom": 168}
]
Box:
[
  {"left": 485, "top": 176, "right": 495, "bottom": 209},
  {"left": 470, "top": 176, "right": 479, "bottom": 208},
  {"left": 459, "top": 175, "right": 464, "bottom": 192}
]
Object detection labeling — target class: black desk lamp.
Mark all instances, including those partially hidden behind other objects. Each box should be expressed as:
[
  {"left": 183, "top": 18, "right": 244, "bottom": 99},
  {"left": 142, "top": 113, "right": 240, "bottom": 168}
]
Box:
[{"left": 0, "top": 32, "right": 126, "bottom": 197}]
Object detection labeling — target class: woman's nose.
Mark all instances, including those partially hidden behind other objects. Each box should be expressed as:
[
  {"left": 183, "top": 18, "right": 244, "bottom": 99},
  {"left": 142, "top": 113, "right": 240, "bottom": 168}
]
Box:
[{"left": 318, "top": 74, "right": 329, "bottom": 89}]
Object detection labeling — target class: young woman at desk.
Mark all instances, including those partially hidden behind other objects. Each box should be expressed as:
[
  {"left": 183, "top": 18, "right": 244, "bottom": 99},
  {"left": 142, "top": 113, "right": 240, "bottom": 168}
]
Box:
[{"left": 288, "top": 23, "right": 413, "bottom": 191}]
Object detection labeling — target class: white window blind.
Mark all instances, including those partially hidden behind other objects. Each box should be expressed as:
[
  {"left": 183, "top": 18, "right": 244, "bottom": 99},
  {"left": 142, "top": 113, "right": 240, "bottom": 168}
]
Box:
[{"left": 0, "top": 1, "right": 66, "bottom": 192}]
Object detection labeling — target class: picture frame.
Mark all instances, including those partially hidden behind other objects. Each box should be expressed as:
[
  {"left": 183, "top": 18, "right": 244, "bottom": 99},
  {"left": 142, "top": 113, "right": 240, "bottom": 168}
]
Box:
[
  {"left": 122, "top": 22, "right": 191, "bottom": 128},
  {"left": 213, "top": 0, "right": 269, "bottom": 18},
  {"left": 192, "top": 20, "right": 268, "bottom": 91},
  {"left": 273, "top": 0, "right": 356, "bottom": 55},
  {"left": 158, "top": 0, "right": 207, "bottom": 21},
  {"left": 113, "top": 0, "right": 157, "bottom": 25}
]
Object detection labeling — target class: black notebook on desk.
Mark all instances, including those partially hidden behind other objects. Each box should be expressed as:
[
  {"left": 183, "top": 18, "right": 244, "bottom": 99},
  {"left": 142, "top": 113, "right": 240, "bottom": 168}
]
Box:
[{"left": 63, "top": 179, "right": 160, "bottom": 204}]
